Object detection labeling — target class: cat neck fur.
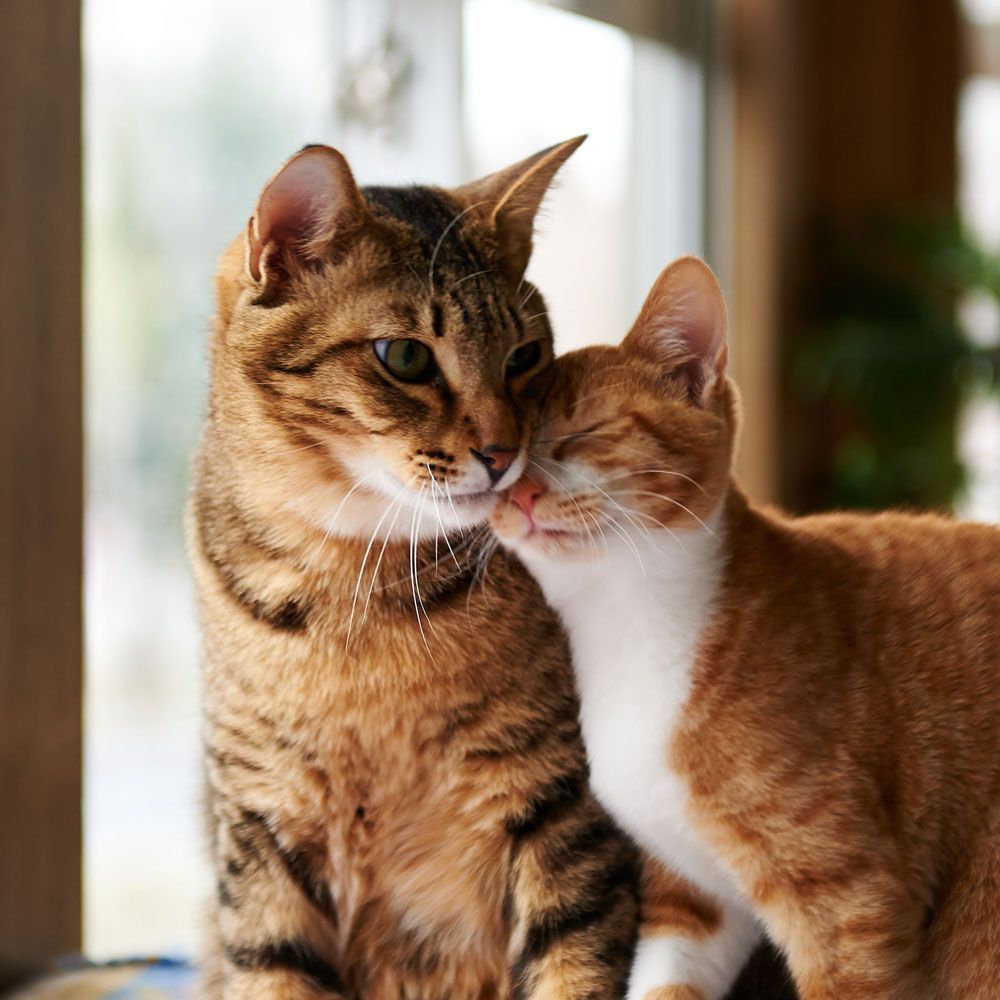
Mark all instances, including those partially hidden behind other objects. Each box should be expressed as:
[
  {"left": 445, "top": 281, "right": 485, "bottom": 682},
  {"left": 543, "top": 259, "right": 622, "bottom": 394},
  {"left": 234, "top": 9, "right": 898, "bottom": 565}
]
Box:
[
  {"left": 516, "top": 489, "right": 746, "bottom": 905},
  {"left": 518, "top": 488, "right": 728, "bottom": 660}
]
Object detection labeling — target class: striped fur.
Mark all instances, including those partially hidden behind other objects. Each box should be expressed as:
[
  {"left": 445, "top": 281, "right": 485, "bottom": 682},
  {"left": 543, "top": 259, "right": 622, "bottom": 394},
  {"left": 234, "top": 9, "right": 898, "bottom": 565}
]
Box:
[{"left": 189, "top": 142, "right": 644, "bottom": 999}]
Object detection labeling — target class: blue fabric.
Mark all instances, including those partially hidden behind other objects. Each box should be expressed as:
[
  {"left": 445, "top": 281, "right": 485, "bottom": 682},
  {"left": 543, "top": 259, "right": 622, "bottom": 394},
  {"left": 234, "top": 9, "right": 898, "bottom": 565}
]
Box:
[
  {"left": 103, "top": 959, "right": 194, "bottom": 999},
  {"left": 16, "top": 958, "right": 197, "bottom": 999}
]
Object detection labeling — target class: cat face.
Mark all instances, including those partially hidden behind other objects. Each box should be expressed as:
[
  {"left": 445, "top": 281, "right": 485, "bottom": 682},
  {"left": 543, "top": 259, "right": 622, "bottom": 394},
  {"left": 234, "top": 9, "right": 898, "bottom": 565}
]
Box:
[
  {"left": 492, "top": 257, "right": 738, "bottom": 562},
  {"left": 210, "top": 140, "right": 583, "bottom": 540}
]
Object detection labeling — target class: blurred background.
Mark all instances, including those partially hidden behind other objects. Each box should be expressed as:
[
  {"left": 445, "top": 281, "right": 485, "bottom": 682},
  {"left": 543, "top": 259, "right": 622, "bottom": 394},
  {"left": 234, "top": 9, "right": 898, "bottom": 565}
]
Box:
[{"left": 2, "top": 0, "right": 999, "bottom": 986}]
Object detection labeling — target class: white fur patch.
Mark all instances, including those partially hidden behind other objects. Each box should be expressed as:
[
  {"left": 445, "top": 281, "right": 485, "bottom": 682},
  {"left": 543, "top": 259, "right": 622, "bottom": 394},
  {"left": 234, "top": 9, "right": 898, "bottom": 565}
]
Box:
[
  {"left": 288, "top": 449, "right": 502, "bottom": 541},
  {"left": 515, "top": 504, "right": 757, "bottom": 998},
  {"left": 627, "top": 905, "right": 760, "bottom": 1000}
]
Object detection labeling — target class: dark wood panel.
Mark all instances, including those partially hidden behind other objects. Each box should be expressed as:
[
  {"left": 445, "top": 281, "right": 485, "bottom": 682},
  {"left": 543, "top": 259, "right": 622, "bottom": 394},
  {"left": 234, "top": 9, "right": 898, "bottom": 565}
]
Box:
[
  {"left": 727, "top": 0, "right": 798, "bottom": 504},
  {"left": 0, "top": 0, "right": 83, "bottom": 988},
  {"left": 781, "top": 0, "right": 960, "bottom": 510},
  {"left": 725, "top": 0, "right": 959, "bottom": 508}
]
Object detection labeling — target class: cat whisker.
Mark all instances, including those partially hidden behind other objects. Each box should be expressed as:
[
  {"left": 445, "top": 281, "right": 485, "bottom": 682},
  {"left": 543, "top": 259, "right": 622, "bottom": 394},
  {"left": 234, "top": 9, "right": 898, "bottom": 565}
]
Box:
[
  {"left": 345, "top": 484, "right": 409, "bottom": 650},
  {"left": 318, "top": 470, "right": 379, "bottom": 544},
  {"left": 358, "top": 494, "right": 409, "bottom": 631},
  {"left": 613, "top": 489, "right": 719, "bottom": 538},
  {"left": 532, "top": 454, "right": 652, "bottom": 541},
  {"left": 277, "top": 437, "right": 331, "bottom": 457},
  {"left": 610, "top": 500, "right": 687, "bottom": 553},
  {"left": 585, "top": 511, "right": 610, "bottom": 558},
  {"left": 527, "top": 457, "right": 595, "bottom": 539},
  {"left": 450, "top": 267, "right": 498, "bottom": 291},
  {"left": 522, "top": 310, "right": 551, "bottom": 325},
  {"left": 413, "top": 497, "right": 457, "bottom": 622},
  {"left": 463, "top": 532, "right": 487, "bottom": 615},
  {"left": 601, "top": 467, "right": 710, "bottom": 497},
  {"left": 597, "top": 510, "right": 648, "bottom": 581},
  {"left": 405, "top": 261, "right": 430, "bottom": 297},
  {"left": 426, "top": 463, "right": 463, "bottom": 572},
  {"left": 562, "top": 488, "right": 596, "bottom": 538},
  {"left": 442, "top": 478, "right": 468, "bottom": 541},
  {"left": 471, "top": 532, "right": 498, "bottom": 610},
  {"left": 429, "top": 202, "right": 485, "bottom": 295},
  {"left": 374, "top": 522, "right": 484, "bottom": 594},
  {"left": 422, "top": 476, "right": 441, "bottom": 571},
  {"left": 408, "top": 486, "right": 437, "bottom": 653}
]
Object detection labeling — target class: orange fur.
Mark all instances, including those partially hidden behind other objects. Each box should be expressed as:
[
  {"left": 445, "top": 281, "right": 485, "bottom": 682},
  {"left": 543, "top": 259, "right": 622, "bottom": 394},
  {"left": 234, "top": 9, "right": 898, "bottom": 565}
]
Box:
[
  {"left": 644, "top": 988, "right": 706, "bottom": 1000},
  {"left": 494, "top": 256, "right": 1000, "bottom": 999}
]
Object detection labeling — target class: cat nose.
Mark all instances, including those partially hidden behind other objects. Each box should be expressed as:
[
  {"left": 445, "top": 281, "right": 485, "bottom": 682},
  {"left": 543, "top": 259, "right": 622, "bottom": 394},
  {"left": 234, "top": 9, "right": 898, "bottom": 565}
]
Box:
[
  {"left": 509, "top": 474, "right": 547, "bottom": 518},
  {"left": 470, "top": 446, "right": 518, "bottom": 486}
]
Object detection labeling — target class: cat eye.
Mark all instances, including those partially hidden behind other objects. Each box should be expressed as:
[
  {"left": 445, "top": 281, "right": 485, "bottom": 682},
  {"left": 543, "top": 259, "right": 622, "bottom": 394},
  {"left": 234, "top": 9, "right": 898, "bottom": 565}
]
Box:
[
  {"left": 374, "top": 338, "right": 436, "bottom": 383},
  {"left": 505, "top": 341, "right": 542, "bottom": 378}
]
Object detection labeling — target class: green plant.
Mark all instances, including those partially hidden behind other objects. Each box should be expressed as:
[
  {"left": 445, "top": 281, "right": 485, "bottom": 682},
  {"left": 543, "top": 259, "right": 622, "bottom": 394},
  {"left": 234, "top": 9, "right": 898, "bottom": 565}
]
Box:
[{"left": 789, "top": 215, "right": 1000, "bottom": 512}]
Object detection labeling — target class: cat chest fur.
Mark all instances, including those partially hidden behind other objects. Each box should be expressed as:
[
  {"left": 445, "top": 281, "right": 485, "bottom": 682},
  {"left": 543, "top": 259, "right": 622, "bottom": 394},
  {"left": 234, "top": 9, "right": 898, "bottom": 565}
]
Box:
[{"left": 527, "top": 528, "right": 747, "bottom": 906}]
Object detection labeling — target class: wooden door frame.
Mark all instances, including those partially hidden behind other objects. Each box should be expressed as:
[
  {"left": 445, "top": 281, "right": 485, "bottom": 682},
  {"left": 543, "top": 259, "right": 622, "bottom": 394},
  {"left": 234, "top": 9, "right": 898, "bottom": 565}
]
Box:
[{"left": 0, "top": 0, "right": 83, "bottom": 988}]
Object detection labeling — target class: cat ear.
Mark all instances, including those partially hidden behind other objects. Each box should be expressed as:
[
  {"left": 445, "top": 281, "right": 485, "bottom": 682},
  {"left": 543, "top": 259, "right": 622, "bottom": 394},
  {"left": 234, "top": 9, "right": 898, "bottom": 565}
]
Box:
[
  {"left": 624, "top": 256, "right": 729, "bottom": 406},
  {"left": 246, "top": 145, "right": 368, "bottom": 287},
  {"left": 453, "top": 135, "right": 586, "bottom": 280}
]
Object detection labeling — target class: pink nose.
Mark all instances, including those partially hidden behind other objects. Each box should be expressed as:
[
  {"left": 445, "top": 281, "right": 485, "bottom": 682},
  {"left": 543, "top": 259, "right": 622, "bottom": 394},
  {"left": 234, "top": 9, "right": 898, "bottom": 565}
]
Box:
[{"left": 509, "top": 474, "right": 547, "bottom": 518}]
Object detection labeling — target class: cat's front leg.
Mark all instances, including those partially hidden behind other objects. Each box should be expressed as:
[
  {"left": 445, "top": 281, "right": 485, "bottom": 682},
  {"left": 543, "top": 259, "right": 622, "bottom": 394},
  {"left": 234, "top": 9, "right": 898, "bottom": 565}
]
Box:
[
  {"left": 627, "top": 854, "right": 760, "bottom": 1000},
  {"left": 756, "top": 864, "right": 928, "bottom": 1000},
  {"left": 206, "top": 796, "right": 344, "bottom": 1000},
  {"left": 504, "top": 781, "right": 639, "bottom": 999}
]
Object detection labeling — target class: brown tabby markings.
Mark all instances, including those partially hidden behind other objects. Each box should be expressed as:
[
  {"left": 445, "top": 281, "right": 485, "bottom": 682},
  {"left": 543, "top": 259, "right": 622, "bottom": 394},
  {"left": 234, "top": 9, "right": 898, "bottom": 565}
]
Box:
[
  {"left": 494, "top": 256, "right": 1000, "bottom": 1000},
  {"left": 644, "top": 989, "right": 706, "bottom": 1000},
  {"left": 639, "top": 862, "right": 720, "bottom": 942},
  {"left": 189, "top": 141, "right": 648, "bottom": 1000}
]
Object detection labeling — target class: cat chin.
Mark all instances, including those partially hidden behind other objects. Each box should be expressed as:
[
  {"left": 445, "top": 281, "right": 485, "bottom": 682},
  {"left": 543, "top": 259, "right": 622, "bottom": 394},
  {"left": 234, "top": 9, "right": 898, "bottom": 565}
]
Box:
[
  {"left": 493, "top": 514, "right": 602, "bottom": 564},
  {"left": 323, "top": 453, "right": 501, "bottom": 537},
  {"left": 516, "top": 534, "right": 602, "bottom": 563},
  {"left": 339, "top": 486, "right": 497, "bottom": 540}
]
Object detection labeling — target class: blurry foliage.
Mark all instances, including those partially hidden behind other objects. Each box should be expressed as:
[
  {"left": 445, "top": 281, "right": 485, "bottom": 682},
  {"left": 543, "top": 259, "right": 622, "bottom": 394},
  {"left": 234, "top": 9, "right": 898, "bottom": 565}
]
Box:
[{"left": 789, "top": 216, "right": 1000, "bottom": 512}]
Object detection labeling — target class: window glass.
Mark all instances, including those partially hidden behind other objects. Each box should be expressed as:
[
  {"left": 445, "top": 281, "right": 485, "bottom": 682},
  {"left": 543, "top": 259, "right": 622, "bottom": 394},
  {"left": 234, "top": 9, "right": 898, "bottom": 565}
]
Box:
[
  {"left": 464, "top": 0, "right": 633, "bottom": 352},
  {"left": 85, "top": 0, "right": 335, "bottom": 957},
  {"left": 957, "top": 75, "right": 1000, "bottom": 522}
]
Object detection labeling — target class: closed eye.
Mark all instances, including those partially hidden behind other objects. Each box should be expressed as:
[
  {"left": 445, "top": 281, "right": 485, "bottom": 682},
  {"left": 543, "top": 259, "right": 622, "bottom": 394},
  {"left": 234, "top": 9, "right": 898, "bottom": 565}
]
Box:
[{"left": 535, "top": 422, "right": 607, "bottom": 446}]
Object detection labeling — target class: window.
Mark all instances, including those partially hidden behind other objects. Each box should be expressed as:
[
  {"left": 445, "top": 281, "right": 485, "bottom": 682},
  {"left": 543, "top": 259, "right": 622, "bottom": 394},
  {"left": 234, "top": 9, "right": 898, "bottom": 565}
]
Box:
[
  {"left": 84, "top": 0, "right": 337, "bottom": 957},
  {"left": 465, "top": 0, "right": 707, "bottom": 352},
  {"left": 958, "top": 0, "right": 1000, "bottom": 522},
  {"left": 84, "top": 0, "right": 709, "bottom": 956}
]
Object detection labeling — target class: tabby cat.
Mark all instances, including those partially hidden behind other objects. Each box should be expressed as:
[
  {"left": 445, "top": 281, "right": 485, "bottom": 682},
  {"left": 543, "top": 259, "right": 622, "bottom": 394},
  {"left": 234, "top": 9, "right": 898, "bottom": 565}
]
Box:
[
  {"left": 187, "top": 138, "right": 654, "bottom": 1000},
  {"left": 492, "top": 256, "right": 1000, "bottom": 999}
]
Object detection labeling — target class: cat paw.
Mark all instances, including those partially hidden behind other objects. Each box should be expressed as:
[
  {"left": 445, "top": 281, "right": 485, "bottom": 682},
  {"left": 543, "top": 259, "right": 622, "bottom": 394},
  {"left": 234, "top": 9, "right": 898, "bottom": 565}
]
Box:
[{"left": 642, "top": 987, "right": 707, "bottom": 1000}]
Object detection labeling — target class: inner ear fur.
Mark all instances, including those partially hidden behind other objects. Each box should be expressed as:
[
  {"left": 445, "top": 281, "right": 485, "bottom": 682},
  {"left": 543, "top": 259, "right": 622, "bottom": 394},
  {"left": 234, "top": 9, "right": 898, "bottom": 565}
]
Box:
[
  {"left": 452, "top": 135, "right": 586, "bottom": 281},
  {"left": 245, "top": 144, "right": 368, "bottom": 291},
  {"left": 624, "top": 255, "right": 729, "bottom": 406}
]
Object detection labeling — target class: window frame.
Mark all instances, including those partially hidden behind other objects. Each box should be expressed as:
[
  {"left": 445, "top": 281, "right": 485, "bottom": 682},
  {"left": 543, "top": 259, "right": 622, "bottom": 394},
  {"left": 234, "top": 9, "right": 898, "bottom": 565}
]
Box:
[{"left": 0, "top": 0, "right": 83, "bottom": 989}]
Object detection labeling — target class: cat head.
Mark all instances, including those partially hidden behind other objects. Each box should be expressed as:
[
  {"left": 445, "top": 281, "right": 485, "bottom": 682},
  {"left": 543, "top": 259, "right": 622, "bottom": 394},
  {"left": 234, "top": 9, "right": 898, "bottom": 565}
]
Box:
[
  {"left": 208, "top": 138, "right": 584, "bottom": 540},
  {"left": 492, "top": 255, "right": 738, "bottom": 564}
]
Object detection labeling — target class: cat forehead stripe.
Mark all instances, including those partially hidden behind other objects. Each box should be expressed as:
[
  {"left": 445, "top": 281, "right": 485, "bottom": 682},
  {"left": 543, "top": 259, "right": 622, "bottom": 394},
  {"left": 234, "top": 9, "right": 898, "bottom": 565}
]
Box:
[{"left": 363, "top": 184, "right": 489, "bottom": 277}]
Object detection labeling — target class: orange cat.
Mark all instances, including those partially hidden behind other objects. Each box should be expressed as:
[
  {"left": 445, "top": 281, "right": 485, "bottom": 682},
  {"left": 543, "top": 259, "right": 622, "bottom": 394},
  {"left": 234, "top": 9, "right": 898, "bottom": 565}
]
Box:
[{"left": 492, "top": 256, "right": 1000, "bottom": 999}]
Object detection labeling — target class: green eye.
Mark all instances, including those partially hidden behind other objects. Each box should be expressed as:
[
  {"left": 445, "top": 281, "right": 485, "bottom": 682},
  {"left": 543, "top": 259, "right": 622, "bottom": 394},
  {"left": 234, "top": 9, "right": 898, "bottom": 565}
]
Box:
[
  {"left": 506, "top": 341, "right": 542, "bottom": 377},
  {"left": 374, "top": 339, "right": 435, "bottom": 383}
]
